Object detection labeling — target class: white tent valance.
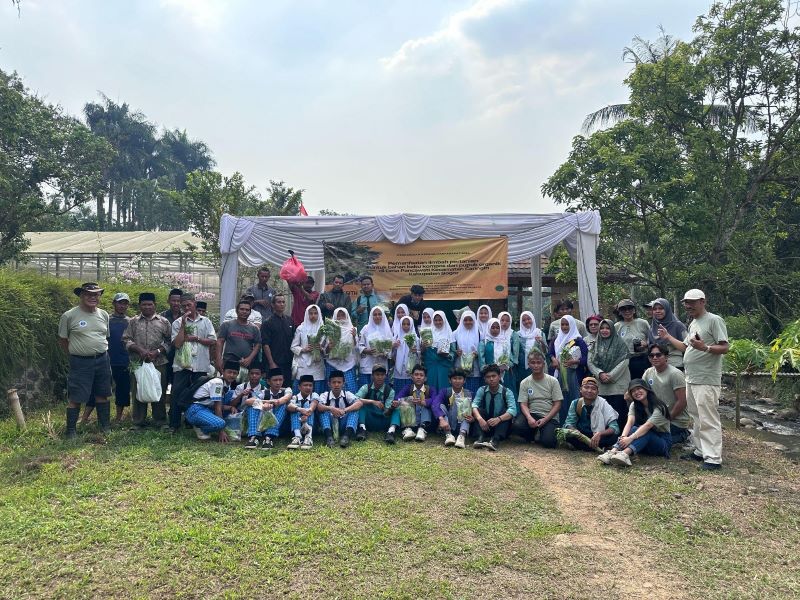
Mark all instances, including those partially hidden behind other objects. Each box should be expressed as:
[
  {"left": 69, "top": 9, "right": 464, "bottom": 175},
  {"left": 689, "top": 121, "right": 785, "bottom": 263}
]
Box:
[{"left": 219, "top": 212, "right": 601, "bottom": 318}]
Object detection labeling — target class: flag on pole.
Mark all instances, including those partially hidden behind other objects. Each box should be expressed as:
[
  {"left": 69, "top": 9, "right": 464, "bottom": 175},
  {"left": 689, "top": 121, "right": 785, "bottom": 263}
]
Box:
[{"left": 299, "top": 202, "right": 308, "bottom": 216}]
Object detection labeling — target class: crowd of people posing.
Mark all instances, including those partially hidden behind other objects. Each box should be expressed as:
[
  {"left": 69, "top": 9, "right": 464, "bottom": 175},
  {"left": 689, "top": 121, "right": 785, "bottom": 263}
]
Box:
[{"left": 58, "top": 277, "right": 729, "bottom": 471}]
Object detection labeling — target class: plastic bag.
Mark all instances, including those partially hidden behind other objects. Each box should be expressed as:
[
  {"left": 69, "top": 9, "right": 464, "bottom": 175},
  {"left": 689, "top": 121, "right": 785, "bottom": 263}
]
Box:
[
  {"left": 456, "top": 396, "right": 472, "bottom": 421},
  {"left": 399, "top": 400, "right": 417, "bottom": 427},
  {"left": 279, "top": 251, "right": 307, "bottom": 284},
  {"left": 237, "top": 366, "right": 249, "bottom": 384},
  {"left": 225, "top": 413, "right": 242, "bottom": 441},
  {"left": 258, "top": 409, "right": 278, "bottom": 431},
  {"left": 134, "top": 362, "right": 162, "bottom": 403},
  {"left": 175, "top": 343, "right": 193, "bottom": 370}
]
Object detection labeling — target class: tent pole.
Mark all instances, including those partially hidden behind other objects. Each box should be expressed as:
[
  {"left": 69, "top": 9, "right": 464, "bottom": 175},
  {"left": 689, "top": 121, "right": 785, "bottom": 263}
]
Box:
[{"left": 530, "top": 254, "right": 542, "bottom": 326}]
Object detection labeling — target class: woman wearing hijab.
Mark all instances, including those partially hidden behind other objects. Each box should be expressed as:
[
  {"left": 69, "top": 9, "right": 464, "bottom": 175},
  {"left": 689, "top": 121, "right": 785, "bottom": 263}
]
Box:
[
  {"left": 497, "top": 311, "right": 520, "bottom": 392},
  {"left": 290, "top": 304, "right": 326, "bottom": 394},
  {"left": 391, "top": 303, "right": 409, "bottom": 338},
  {"left": 453, "top": 310, "right": 482, "bottom": 394},
  {"left": 476, "top": 304, "right": 493, "bottom": 340},
  {"left": 421, "top": 310, "right": 455, "bottom": 390},
  {"left": 392, "top": 315, "right": 419, "bottom": 391},
  {"left": 548, "top": 315, "right": 589, "bottom": 424},
  {"left": 648, "top": 298, "right": 687, "bottom": 369},
  {"left": 479, "top": 318, "right": 516, "bottom": 392},
  {"left": 516, "top": 311, "right": 547, "bottom": 383},
  {"left": 587, "top": 318, "right": 631, "bottom": 420},
  {"left": 357, "top": 306, "right": 393, "bottom": 388},
  {"left": 323, "top": 307, "right": 359, "bottom": 393}
]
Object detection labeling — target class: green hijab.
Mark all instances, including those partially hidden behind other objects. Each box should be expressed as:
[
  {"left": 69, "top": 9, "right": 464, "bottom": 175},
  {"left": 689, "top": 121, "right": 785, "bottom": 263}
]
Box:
[{"left": 592, "top": 319, "right": 629, "bottom": 373}]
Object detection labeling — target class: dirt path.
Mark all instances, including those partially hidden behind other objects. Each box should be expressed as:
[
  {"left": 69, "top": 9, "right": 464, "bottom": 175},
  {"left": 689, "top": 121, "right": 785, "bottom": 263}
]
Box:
[{"left": 512, "top": 447, "right": 687, "bottom": 599}]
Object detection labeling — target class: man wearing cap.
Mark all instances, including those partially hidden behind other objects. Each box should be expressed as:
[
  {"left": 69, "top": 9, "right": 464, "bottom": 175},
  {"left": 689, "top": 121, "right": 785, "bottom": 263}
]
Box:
[
  {"left": 657, "top": 289, "right": 728, "bottom": 470},
  {"left": 108, "top": 293, "right": 131, "bottom": 423},
  {"left": 513, "top": 350, "right": 563, "bottom": 448},
  {"left": 169, "top": 293, "right": 217, "bottom": 433},
  {"left": 614, "top": 298, "right": 651, "bottom": 379},
  {"left": 195, "top": 301, "right": 208, "bottom": 317},
  {"left": 246, "top": 267, "right": 276, "bottom": 322},
  {"left": 58, "top": 283, "right": 113, "bottom": 437},
  {"left": 123, "top": 292, "right": 172, "bottom": 428},
  {"left": 561, "top": 377, "right": 620, "bottom": 451},
  {"left": 643, "top": 301, "right": 655, "bottom": 320}
]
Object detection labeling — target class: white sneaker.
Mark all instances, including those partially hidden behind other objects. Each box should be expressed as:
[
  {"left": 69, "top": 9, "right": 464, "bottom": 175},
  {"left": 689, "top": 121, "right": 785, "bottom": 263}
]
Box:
[
  {"left": 444, "top": 433, "right": 456, "bottom": 446},
  {"left": 609, "top": 451, "right": 632, "bottom": 467},
  {"left": 415, "top": 427, "right": 427, "bottom": 442},
  {"left": 454, "top": 433, "right": 466, "bottom": 449},
  {"left": 596, "top": 449, "right": 616, "bottom": 465},
  {"left": 402, "top": 427, "right": 416, "bottom": 441},
  {"left": 300, "top": 435, "right": 313, "bottom": 450},
  {"left": 193, "top": 426, "right": 211, "bottom": 440},
  {"left": 287, "top": 436, "right": 302, "bottom": 450}
]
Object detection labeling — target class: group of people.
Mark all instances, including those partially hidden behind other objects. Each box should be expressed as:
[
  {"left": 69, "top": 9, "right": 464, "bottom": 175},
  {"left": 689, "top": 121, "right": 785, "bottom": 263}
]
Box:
[{"left": 58, "top": 274, "right": 729, "bottom": 470}]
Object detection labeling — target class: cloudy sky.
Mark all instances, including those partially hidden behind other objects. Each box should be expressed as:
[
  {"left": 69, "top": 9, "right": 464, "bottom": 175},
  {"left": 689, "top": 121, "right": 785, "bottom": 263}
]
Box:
[{"left": 1, "top": 0, "right": 704, "bottom": 215}]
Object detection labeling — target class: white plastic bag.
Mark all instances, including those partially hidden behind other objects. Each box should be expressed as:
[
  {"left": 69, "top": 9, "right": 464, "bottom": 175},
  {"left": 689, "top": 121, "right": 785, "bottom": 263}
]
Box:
[{"left": 134, "top": 362, "right": 162, "bottom": 403}]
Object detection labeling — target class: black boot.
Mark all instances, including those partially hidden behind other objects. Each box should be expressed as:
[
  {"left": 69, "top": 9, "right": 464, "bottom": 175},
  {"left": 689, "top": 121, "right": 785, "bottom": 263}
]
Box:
[
  {"left": 96, "top": 402, "right": 112, "bottom": 434},
  {"left": 66, "top": 406, "right": 79, "bottom": 439}
]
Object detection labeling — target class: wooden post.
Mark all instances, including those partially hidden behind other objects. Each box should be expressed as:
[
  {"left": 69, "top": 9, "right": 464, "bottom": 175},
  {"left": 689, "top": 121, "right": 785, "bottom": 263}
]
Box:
[
  {"left": 735, "top": 374, "right": 741, "bottom": 429},
  {"left": 7, "top": 389, "right": 26, "bottom": 430}
]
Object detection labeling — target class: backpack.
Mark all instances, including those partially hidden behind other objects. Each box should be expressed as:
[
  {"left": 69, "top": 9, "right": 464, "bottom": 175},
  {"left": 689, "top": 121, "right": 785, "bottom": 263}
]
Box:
[{"left": 175, "top": 375, "right": 215, "bottom": 410}]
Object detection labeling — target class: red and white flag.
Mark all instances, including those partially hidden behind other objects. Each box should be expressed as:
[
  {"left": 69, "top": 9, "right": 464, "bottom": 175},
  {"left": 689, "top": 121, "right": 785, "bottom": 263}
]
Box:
[{"left": 299, "top": 202, "right": 308, "bottom": 216}]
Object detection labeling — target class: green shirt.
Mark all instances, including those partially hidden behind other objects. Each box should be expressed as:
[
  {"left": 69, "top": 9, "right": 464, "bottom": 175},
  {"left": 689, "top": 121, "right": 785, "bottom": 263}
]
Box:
[
  {"left": 517, "top": 373, "right": 563, "bottom": 421},
  {"left": 58, "top": 306, "right": 110, "bottom": 356},
  {"left": 683, "top": 311, "right": 728, "bottom": 385},
  {"left": 627, "top": 402, "right": 671, "bottom": 433},
  {"left": 615, "top": 318, "right": 650, "bottom": 356},
  {"left": 643, "top": 365, "right": 690, "bottom": 429}
]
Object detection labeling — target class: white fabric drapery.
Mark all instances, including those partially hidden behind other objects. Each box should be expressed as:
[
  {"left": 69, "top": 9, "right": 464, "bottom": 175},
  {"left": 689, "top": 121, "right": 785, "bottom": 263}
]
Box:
[{"left": 219, "top": 212, "right": 600, "bottom": 318}]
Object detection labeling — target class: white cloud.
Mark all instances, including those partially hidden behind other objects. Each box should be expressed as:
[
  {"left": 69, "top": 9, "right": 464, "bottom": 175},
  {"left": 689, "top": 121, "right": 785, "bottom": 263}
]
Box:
[{"left": 159, "top": 0, "right": 227, "bottom": 29}]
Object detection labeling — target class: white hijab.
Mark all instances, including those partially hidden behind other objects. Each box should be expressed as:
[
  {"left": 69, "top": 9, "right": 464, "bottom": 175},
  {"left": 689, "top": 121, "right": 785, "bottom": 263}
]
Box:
[
  {"left": 554, "top": 314, "right": 581, "bottom": 357},
  {"left": 361, "top": 305, "right": 392, "bottom": 341},
  {"left": 484, "top": 317, "right": 509, "bottom": 363},
  {"left": 517, "top": 310, "right": 542, "bottom": 355},
  {"left": 476, "top": 304, "right": 493, "bottom": 340},
  {"left": 431, "top": 310, "right": 454, "bottom": 347},
  {"left": 392, "top": 303, "right": 409, "bottom": 338},
  {"left": 420, "top": 307, "right": 435, "bottom": 330},
  {"left": 298, "top": 304, "right": 322, "bottom": 337},
  {"left": 332, "top": 307, "right": 356, "bottom": 344},
  {"left": 453, "top": 310, "right": 479, "bottom": 354},
  {"left": 497, "top": 311, "right": 513, "bottom": 343},
  {"left": 394, "top": 315, "right": 418, "bottom": 372}
]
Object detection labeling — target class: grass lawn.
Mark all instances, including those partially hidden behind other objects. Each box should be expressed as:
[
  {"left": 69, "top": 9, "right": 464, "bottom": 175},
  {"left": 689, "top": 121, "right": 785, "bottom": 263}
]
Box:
[{"left": 1, "top": 412, "right": 798, "bottom": 599}]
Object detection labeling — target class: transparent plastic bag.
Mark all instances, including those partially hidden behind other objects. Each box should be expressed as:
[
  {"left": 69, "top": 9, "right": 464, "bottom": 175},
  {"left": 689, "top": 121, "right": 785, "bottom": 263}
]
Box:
[
  {"left": 134, "top": 362, "right": 162, "bottom": 403},
  {"left": 258, "top": 409, "right": 278, "bottom": 431},
  {"left": 399, "top": 400, "right": 417, "bottom": 427}
]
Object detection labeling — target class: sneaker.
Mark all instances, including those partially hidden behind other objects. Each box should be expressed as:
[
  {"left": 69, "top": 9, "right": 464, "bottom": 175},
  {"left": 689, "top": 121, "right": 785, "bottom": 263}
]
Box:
[
  {"left": 454, "top": 434, "right": 466, "bottom": 449},
  {"left": 596, "top": 449, "right": 616, "bottom": 465},
  {"left": 339, "top": 434, "right": 350, "bottom": 448},
  {"left": 326, "top": 435, "right": 335, "bottom": 448},
  {"left": 444, "top": 433, "right": 456, "bottom": 446},
  {"left": 244, "top": 436, "right": 259, "bottom": 450},
  {"left": 300, "top": 423, "right": 311, "bottom": 437},
  {"left": 415, "top": 428, "right": 427, "bottom": 442},
  {"left": 287, "top": 436, "right": 302, "bottom": 450},
  {"left": 473, "top": 435, "right": 488, "bottom": 449},
  {"left": 609, "top": 451, "right": 632, "bottom": 467},
  {"left": 260, "top": 436, "right": 274, "bottom": 450},
  {"left": 300, "top": 435, "right": 313, "bottom": 450},
  {"left": 356, "top": 428, "right": 368, "bottom": 442},
  {"left": 701, "top": 461, "right": 721, "bottom": 471},
  {"left": 681, "top": 451, "right": 704, "bottom": 462},
  {"left": 402, "top": 427, "right": 416, "bottom": 441},
  {"left": 486, "top": 438, "right": 499, "bottom": 451},
  {"left": 193, "top": 426, "right": 211, "bottom": 441},
  {"left": 384, "top": 431, "right": 396, "bottom": 445}
]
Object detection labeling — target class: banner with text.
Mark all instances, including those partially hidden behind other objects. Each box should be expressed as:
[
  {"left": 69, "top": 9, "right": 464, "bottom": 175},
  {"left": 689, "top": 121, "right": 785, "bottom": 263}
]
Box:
[{"left": 323, "top": 237, "right": 508, "bottom": 301}]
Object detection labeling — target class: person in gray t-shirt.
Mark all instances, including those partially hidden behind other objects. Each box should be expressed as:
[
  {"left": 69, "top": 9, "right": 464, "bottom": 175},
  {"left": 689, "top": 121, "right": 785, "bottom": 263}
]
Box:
[{"left": 215, "top": 301, "right": 262, "bottom": 373}]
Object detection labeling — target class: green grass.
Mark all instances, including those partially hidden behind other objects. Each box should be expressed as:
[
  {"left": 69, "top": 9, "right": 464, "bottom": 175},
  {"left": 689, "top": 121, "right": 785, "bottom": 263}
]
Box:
[{"left": 0, "top": 414, "right": 572, "bottom": 599}]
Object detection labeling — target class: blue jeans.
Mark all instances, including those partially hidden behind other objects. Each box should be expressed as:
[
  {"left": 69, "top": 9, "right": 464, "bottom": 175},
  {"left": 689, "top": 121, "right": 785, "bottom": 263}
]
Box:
[
  {"left": 624, "top": 425, "right": 672, "bottom": 457},
  {"left": 388, "top": 404, "right": 431, "bottom": 428},
  {"left": 670, "top": 423, "right": 690, "bottom": 446},
  {"left": 446, "top": 402, "right": 470, "bottom": 436}
]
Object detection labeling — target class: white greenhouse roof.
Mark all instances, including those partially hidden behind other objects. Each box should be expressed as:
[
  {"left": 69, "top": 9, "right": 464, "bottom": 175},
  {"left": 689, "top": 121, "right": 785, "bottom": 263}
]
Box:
[{"left": 25, "top": 231, "right": 201, "bottom": 254}]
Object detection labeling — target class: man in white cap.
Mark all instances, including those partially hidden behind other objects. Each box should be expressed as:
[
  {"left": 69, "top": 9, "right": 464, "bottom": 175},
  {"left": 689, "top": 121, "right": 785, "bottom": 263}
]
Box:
[{"left": 657, "top": 289, "right": 728, "bottom": 470}]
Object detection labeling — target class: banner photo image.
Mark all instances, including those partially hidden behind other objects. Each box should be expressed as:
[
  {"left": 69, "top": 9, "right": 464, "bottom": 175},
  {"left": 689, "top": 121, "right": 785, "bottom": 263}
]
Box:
[{"left": 323, "top": 237, "right": 508, "bottom": 301}]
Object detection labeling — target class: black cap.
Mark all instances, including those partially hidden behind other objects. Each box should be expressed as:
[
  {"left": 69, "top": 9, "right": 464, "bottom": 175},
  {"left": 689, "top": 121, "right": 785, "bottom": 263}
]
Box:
[
  {"left": 268, "top": 368, "right": 284, "bottom": 379},
  {"left": 299, "top": 374, "right": 314, "bottom": 384},
  {"left": 138, "top": 292, "right": 156, "bottom": 302},
  {"left": 196, "top": 301, "right": 208, "bottom": 309},
  {"left": 168, "top": 288, "right": 184, "bottom": 298},
  {"left": 329, "top": 369, "right": 345, "bottom": 380},
  {"left": 223, "top": 361, "right": 240, "bottom": 372}
]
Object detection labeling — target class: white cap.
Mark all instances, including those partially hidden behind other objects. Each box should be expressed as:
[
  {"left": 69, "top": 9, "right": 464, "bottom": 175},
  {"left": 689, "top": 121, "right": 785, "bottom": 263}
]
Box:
[
  {"left": 682, "top": 289, "right": 705, "bottom": 301},
  {"left": 112, "top": 292, "right": 130, "bottom": 302}
]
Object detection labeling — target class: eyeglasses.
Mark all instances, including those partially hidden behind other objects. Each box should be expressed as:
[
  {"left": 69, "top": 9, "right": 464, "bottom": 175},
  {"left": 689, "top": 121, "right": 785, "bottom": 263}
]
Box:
[
  {"left": 620, "top": 306, "right": 634, "bottom": 311},
  {"left": 648, "top": 353, "right": 664, "bottom": 358}
]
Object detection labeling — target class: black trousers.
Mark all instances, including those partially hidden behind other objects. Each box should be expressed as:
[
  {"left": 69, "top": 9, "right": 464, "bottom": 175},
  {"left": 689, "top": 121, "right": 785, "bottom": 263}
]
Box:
[
  {"left": 169, "top": 370, "right": 206, "bottom": 429},
  {"left": 512, "top": 412, "right": 558, "bottom": 448},
  {"left": 474, "top": 407, "right": 511, "bottom": 441}
]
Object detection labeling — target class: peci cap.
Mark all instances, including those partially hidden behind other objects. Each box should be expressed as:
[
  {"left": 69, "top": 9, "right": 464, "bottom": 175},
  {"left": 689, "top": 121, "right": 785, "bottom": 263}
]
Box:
[
  {"left": 138, "top": 292, "right": 156, "bottom": 302},
  {"left": 112, "top": 292, "right": 130, "bottom": 303},
  {"left": 682, "top": 289, "right": 706, "bottom": 301}
]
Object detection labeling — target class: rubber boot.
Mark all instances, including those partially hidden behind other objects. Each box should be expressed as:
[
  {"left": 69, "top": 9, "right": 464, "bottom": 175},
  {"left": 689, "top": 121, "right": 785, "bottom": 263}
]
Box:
[
  {"left": 66, "top": 406, "right": 79, "bottom": 439},
  {"left": 96, "top": 401, "right": 112, "bottom": 434}
]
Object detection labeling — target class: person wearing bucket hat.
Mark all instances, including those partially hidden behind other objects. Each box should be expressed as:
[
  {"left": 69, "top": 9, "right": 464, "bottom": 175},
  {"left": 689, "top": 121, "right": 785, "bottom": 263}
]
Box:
[
  {"left": 614, "top": 298, "right": 650, "bottom": 380},
  {"left": 58, "top": 282, "right": 113, "bottom": 438},
  {"left": 657, "top": 289, "right": 728, "bottom": 471},
  {"left": 598, "top": 378, "right": 673, "bottom": 467}
]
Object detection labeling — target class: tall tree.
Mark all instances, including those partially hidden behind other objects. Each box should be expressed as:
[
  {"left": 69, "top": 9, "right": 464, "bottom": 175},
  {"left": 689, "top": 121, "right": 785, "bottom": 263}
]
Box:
[{"left": 0, "top": 69, "right": 110, "bottom": 263}]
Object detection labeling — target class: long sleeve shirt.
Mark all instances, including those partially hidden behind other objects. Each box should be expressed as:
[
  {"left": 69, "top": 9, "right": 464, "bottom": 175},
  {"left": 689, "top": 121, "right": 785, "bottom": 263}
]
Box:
[
  {"left": 123, "top": 313, "right": 172, "bottom": 367},
  {"left": 472, "top": 384, "right": 518, "bottom": 418}
]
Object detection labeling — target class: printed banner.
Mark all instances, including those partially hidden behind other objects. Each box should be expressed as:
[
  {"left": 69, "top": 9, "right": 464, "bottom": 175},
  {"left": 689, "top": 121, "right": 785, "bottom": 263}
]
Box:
[{"left": 323, "top": 237, "right": 508, "bottom": 300}]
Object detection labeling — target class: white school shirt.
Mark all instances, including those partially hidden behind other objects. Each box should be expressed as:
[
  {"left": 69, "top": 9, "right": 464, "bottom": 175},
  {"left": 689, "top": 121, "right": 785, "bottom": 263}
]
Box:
[
  {"left": 192, "top": 378, "right": 224, "bottom": 407},
  {"left": 291, "top": 391, "right": 320, "bottom": 407},
  {"left": 318, "top": 390, "right": 358, "bottom": 410}
]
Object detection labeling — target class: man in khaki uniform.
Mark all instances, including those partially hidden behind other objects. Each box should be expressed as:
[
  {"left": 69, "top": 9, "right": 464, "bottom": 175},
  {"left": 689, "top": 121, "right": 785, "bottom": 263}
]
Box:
[
  {"left": 658, "top": 289, "right": 728, "bottom": 470},
  {"left": 58, "top": 282, "right": 112, "bottom": 438}
]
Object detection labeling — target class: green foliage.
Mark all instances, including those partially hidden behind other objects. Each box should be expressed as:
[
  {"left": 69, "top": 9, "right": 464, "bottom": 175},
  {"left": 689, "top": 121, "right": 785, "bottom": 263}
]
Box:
[
  {"left": 0, "top": 69, "right": 111, "bottom": 264},
  {"left": 0, "top": 270, "right": 172, "bottom": 397},
  {"left": 724, "top": 339, "right": 769, "bottom": 374},
  {"left": 724, "top": 313, "right": 764, "bottom": 341},
  {"left": 767, "top": 318, "right": 800, "bottom": 379}
]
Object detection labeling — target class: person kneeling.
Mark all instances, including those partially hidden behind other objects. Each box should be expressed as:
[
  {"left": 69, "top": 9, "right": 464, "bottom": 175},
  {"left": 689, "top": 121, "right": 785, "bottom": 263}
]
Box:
[
  {"left": 182, "top": 361, "right": 239, "bottom": 442},
  {"left": 317, "top": 370, "right": 363, "bottom": 448},
  {"left": 287, "top": 374, "right": 320, "bottom": 450},
  {"left": 431, "top": 368, "right": 473, "bottom": 449},
  {"left": 560, "top": 377, "right": 620, "bottom": 452},
  {"left": 599, "top": 379, "right": 672, "bottom": 467},
  {"left": 471, "top": 364, "right": 517, "bottom": 451},
  {"left": 514, "top": 350, "right": 562, "bottom": 448}
]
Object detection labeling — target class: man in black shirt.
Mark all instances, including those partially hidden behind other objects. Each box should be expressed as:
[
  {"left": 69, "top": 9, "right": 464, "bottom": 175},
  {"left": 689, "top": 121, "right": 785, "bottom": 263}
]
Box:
[
  {"left": 397, "top": 284, "right": 427, "bottom": 328},
  {"left": 260, "top": 294, "right": 295, "bottom": 385}
]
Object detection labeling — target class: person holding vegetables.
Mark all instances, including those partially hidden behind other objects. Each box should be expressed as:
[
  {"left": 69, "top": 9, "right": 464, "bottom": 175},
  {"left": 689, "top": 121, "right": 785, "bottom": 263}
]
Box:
[{"left": 548, "top": 315, "right": 588, "bottom": 426}]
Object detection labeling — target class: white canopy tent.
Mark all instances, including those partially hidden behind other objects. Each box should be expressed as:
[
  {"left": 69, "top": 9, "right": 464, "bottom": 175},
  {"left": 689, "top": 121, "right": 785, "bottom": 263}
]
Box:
[{"left": 219, "top": 212, "right": 601, "bottom": 319}]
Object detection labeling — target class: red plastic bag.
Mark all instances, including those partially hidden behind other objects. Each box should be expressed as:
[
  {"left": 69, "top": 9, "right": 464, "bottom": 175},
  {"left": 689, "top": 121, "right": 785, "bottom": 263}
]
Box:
[{"left": 280, "top": 251, "right": 307, "bottom": 284}]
